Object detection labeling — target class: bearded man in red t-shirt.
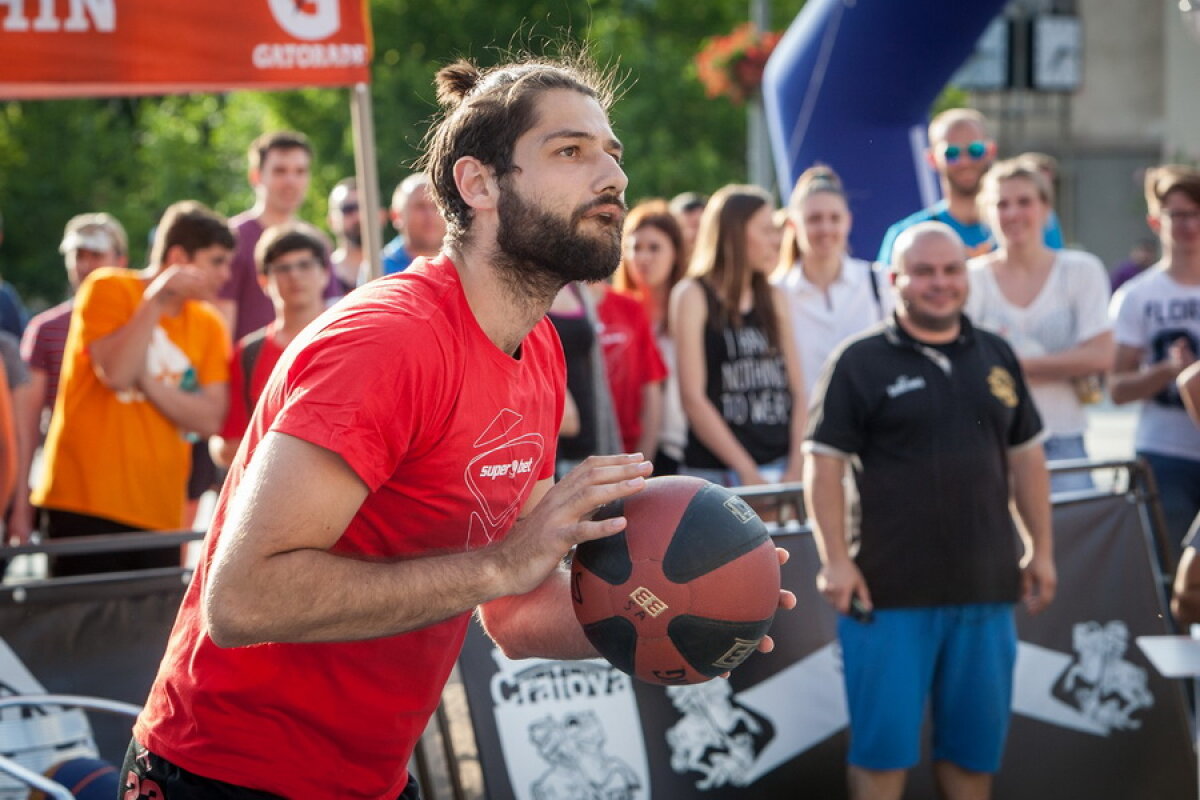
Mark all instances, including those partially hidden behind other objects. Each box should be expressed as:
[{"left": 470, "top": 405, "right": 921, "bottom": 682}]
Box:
[{"left": 125, "top": 54, "right": 795, "bottom": 800}]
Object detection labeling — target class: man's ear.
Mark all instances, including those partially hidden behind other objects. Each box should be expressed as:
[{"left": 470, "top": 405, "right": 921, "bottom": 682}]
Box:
[
  {"left": 887, "top": 266, "right": 899, "bottom": 287},
  {"left": 924, "top": 149, "right": 938, "bottom": 170},
  {"left": 454, "top": 157, "right": 500, "bottom": 213},
  {"left": 257, "top": 273, "right": 270, "bottom": 292},
  {"left": 249, "top": 166, "right": 261, "bottom": 188},
  {"left": 163, "top": 244, "right": 190, "bottom": 268},
  {"left": 1147, "top": 214, "right": 1162, "bottom": 235}
]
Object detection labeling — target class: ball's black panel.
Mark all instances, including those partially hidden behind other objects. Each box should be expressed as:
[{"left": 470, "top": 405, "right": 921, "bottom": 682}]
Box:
[
  {"left": 573, "top": 499, "right": 632, "bottom": 585},
  {"left": 661, "top": 484, "right": 769, "bottom": 584},
  {"left": 582, "top": 616, "right": 638, "bottom": 677},
  {"left": 667, "top": 614, "right": 775, "bottom": 678}
]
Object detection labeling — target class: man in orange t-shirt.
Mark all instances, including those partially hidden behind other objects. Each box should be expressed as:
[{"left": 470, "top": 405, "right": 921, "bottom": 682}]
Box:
[{"left": 33, "top": 201, "right": 232, "bottom": 576}]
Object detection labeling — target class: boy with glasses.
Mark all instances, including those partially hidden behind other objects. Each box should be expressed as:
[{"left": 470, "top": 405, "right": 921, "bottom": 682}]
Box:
[
  {"left": 209, "top": 222, "right": 330, "bottom": 469},
  {"left": 877, "top": 108, "right": 1063, "bottom": 263},
  {"left": 1110, "top": 165, "right": 1200, "bottom": 562}
]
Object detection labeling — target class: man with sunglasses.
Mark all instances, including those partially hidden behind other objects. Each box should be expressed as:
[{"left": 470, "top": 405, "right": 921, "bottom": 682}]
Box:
[
  {"left": 327, "top": 176, "right": 365, "bottom": 295},
  {"left": 877, "top": 109, "right": 1063, "bottom": 264}
]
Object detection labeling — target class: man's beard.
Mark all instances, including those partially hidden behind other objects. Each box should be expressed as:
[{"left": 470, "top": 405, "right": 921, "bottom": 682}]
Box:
[
  {"left": 946, "top": 167, "right": 987, "bottom": 200},
  {"left": 494, "top": 182, "right": 625, "bottom": 297},
  {"left": 344, "top": 224, "right": 362, "bottom": 248}
]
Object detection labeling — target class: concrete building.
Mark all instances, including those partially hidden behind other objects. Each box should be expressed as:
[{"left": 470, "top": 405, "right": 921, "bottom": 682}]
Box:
[{"left": 957, "top": 0, "right": 1200, "bottom": 267}]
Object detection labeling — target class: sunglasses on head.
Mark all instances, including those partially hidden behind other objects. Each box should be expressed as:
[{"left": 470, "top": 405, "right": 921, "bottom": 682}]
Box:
[
  {"left": 339, "top": 203, "right": 359, "bottom": 214},
  {"left": 941, "top": 141, "right": 990, "bottom": 163}
]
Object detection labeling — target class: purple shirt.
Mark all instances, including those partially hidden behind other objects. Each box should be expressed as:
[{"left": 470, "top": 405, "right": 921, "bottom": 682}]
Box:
[
  {"left": 21, "top": 299, "right": 73, "bottom": 411},
  {"left": 221, "top": 212, "right": 340, "bottom": 340}
]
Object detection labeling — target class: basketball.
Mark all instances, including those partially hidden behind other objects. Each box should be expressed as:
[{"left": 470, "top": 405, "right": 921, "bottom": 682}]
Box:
[
  {"left": 30, "top": 757, "right": 119, "bottom": 800},
  {"left": 570, "top": 476, "right": 780, "bottom": 685}
]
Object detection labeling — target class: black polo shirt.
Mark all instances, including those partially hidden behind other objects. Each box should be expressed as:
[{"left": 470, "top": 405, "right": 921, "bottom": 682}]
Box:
[{"left": 805, "top": 313, "right": 1044, "bottom": 608}]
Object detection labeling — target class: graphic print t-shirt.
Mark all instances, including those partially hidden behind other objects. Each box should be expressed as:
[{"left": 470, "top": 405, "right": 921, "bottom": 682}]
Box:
[
  {"left": 685, "top": 282, "right": 792, "bottom": 469},
  {"left": 1111, "top": 266, "right": 1200, "bottom": 461}
]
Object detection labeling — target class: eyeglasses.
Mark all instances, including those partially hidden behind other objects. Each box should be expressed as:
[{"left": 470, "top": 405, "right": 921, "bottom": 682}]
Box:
[
  {"left": 339, "top": 203, "right": 359, "bottom": 214},
  {"left": 941, "top": 141, "right": 990, "bottom": 164},
  {"left": 1161, "top": 209, "right": 1200, "bottom": 225},
  {"left": 267, "top": 257, "right": 321, "bottom": 276}
]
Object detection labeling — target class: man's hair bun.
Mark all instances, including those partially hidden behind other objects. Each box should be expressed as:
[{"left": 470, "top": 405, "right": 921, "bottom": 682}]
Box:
[{"left": 435, "top": 60, "right": 483, "bottom": 108}]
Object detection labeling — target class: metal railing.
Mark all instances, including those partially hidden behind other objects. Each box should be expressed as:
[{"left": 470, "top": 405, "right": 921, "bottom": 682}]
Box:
[{"left": 0, "top": 695, "right": 140, "bottom": 800}]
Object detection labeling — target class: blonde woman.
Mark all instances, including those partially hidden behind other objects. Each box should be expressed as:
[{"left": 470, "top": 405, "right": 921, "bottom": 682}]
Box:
[{"left": 967, "top": 157, "right": 1114, "bottom": 491}]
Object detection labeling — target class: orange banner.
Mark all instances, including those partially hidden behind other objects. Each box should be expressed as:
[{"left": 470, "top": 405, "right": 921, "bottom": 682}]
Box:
[{"left": 0, "top": 0, "right": 372, "bottom": 98}]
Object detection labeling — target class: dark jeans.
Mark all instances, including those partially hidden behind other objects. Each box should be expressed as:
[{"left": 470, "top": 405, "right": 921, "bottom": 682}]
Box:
[
  {"left": 121, "top": 739, "right": 423, "bottom": 799},
  {"left": 41, "top": 508, "right": 175, "bottom": 577},
  {"left": 1139, "top": 451, "right": 1200, "bottom": 567}
]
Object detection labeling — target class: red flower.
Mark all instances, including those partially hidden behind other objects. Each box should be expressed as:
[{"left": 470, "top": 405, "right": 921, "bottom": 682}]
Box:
[{"left": 695, "top": 23, "right": 782, "bottom": 105}]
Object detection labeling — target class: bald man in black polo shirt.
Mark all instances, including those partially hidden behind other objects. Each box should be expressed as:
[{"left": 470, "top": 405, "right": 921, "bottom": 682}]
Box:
[{"left": 803, "top": 221, "right": 1055, "bottom": 800}]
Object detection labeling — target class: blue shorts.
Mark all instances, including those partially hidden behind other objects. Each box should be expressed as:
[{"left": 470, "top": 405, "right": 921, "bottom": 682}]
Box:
[{"left": 838, "top": 603, "right": 1017, "bottom": 773}]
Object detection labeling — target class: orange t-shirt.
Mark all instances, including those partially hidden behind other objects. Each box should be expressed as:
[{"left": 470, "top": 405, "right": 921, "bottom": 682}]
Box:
[{"left": 33, "top": 268, "right": 229, "bottom": 531}]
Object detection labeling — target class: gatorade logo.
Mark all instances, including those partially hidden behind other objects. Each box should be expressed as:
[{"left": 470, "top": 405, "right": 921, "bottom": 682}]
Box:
[{"left": 267, "top": 0, "right": 340, "bottom": 40}]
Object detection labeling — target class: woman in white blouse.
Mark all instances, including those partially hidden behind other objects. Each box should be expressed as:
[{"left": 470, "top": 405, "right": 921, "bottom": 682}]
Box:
[
  {"left": 772, "top": 165, "right": 888, "bottom": 398},
  {"left": 967, "top": 157, "right": 1115, "bottom": 491}
]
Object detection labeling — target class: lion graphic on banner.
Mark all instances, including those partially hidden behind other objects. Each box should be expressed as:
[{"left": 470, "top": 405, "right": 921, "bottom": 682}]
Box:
[
  {"left": 664, "top": 681, "right": 774, "bottom": 790},
  {"left": 527, "top": 711, "right": 641, "bottom": 800},
  {"left": 1054, "top": 620, "right": 1153, "bottom": 732}
]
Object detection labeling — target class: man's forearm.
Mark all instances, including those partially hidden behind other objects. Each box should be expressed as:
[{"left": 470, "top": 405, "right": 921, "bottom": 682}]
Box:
[
  {"left": 1011, "top": 449, "right": 1053, "bottom": 559},
  {"left": 803, "top": 454, "right": 849, "bottom": 566},
  {"left": 1110, "top": 361, "right": 1177, "bottom": 404},
  {"left": 207, "top": 540, "right": 511, "bottom": 647},
  {"left": 89, "top": 297, "right": 163, "bottom": 390},
  {"left": 139, "top": 380, "right": 228, "bottom": 437},
  {"left": 478, "top": 567, "right": 598, "bottom": 661}
]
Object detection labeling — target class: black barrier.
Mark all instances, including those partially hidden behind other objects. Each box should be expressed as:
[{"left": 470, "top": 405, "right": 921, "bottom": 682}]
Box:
[
  {"left": 0, "top": 571, "right": 189, "bottom": 765},
  {"left": 1, "top": 463, "right": 1193, "bottom": 799},
  {"left": 457, "top": 466, "right": 1196, "bottom": 800}
]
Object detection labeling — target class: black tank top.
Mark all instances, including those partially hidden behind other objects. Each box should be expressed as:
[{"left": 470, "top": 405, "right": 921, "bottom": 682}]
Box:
[
  {"left": 548, "top": 307, "right": 597, "bottom": 461},
  {"left": 684, "top": 282, "right": 792, "bottom": 469}
]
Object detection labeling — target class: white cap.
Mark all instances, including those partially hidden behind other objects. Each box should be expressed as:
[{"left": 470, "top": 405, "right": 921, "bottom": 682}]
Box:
[{"left": 59, "top": 227, "right": 116, "bottom": 255}]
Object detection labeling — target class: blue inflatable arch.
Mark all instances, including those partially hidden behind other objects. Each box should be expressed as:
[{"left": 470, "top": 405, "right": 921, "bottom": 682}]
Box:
[{"left": 762, "top": 0, "right": 1007, "bottom": 259}]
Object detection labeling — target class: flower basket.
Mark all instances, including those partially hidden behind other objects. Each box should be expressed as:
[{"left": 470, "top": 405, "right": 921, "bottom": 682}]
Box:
[{"left": 695, "top": 23, "right": 783, "bottom": 105}]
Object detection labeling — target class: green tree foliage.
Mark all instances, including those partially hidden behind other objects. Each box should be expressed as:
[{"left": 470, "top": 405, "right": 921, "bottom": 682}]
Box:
[{"left": 0, "top": 0, "right": 805, "bottom": 306}]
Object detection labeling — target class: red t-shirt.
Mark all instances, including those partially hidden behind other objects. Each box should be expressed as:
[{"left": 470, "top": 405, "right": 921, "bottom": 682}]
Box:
[
  {"left": 135, "top": 255, "right": 564, "bottom": 799},
  {"left": 219, "top": 321, "right": 286, "bottom": 441},
  {"left": 597, "top": 289, "right": 667, "bottom": 452}
]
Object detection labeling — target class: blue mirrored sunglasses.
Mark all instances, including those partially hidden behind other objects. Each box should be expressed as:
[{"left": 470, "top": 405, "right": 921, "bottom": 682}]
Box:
[{"left": 942, "top": 140, "right": 990, "bottom": 163}]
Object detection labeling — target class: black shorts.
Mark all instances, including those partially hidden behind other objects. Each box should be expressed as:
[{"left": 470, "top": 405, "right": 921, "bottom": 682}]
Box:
[
  {"left": 121, "top": 740, "right": 422, "bottom": 799},
  {"left": 41, "top": 508, "right": 175, "bottom": 577}
]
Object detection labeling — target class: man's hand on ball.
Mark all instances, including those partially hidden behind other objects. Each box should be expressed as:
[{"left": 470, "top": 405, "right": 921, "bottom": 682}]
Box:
[{"left": 492, "top": 454, "right": 652, "bottom": 598}]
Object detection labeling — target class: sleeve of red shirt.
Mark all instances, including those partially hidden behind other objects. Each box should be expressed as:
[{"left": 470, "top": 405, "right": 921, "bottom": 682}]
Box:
[
  {"left": 270, "top": 317, "right": 450, "bottom": 492},
  {"left": 220, "top": 341, "right": 249, "bottom": 440}
]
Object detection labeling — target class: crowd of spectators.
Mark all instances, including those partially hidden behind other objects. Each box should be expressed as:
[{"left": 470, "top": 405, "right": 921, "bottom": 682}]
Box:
[{"left": 0, "top": 109, "right": 1197, "bottom": 585}]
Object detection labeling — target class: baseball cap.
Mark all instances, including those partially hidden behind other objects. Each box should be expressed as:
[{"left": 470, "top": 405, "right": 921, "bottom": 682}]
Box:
[{"left": 59, "top": 213, "right": 128, "bottom": 256}]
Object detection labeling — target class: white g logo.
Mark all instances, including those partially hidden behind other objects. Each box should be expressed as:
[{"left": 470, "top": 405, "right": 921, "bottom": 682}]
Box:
[{"left": 267, "top": 0, "right": 340, "bottom": 40}]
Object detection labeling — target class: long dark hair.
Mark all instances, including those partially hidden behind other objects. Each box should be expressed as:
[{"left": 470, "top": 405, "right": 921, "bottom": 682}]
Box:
[{"left": 688, "top": 184, "right": 780, "bottom": 349}]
